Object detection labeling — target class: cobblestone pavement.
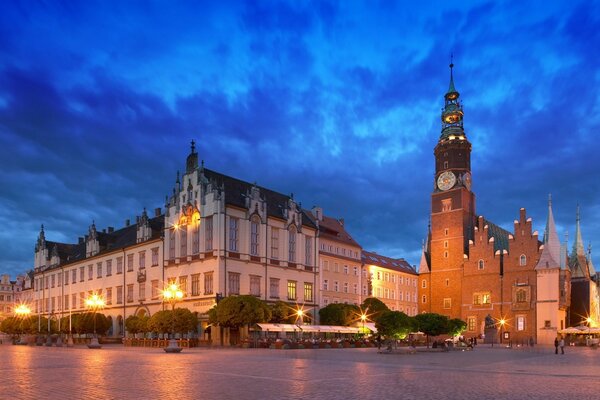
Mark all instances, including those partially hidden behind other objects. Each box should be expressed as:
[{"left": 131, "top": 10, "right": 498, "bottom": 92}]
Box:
[{"left": 1, "top": 343, "right": 598, "bottom": 400}]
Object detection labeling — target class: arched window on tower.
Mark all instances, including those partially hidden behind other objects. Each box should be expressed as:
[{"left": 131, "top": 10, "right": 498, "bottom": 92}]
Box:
[
  {"left": 519, "top": 254, "right": 526, "bottom": 266},
  {"left": 478, "top": 260, "right": 485, "bottom": 270}
]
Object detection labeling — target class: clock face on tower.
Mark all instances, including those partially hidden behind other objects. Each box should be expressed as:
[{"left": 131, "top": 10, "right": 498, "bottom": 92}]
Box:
[{"left": 437, "top": 171, "right": 456, "bottom": 191}]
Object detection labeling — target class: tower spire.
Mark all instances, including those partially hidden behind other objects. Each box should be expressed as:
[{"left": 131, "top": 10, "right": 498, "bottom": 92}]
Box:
[
  {"left": 440, "top": 58, "right": 465, "bottom": 141},
  {"left": 573, "top": 205, "right": 585, "bottom": 256},
  {"left": 541, "top": 194, "right": 560, "bottom": 264}
]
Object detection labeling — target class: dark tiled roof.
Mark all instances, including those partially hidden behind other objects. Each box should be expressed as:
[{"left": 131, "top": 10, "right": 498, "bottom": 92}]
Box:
[
  {"left": 362, "top": 250, "right": 417, "bottom": 275},
  {"left": 41, "top": 216, "right": 164, "bottom": 270},
  {"left": 303, "top": 212, "right": 361, "bottom": 248},
  {"left": 203, "top": 168, "right": 316, "bottom": 229},
  {"left": 483, "top": 218, "right": 511, "bottom": 253}
]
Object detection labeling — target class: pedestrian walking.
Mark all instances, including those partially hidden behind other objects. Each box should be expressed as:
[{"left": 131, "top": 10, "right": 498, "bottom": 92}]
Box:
[
  {"left": 554, "top": 337, "right": 559, "bottom": 354},
  {"left": 559, "top": 337, "right": 565, "bottom": 354}
]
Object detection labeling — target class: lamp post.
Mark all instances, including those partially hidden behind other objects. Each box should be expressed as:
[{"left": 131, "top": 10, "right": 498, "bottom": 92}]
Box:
[
  {"left": 360, "top": 313, "right": 367, "bottom": 337},
  {"left": 163, "top": 283, "right": 184, "bottom": 353},
  {"left": 14, "top": 304, "right": 31, "bottom": 345},
  {"left": 85, "top": 294, "right": 105, "bottom": 349},
  {"left": 586, "top": 317, "right": 593, "bottom": 346},
  {"left": 499, "top": 319, "right": 506, "bottom": 346}
]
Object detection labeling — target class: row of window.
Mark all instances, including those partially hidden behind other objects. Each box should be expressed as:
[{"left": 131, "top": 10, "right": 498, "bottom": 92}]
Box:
[
  {"left": 467, "top": 315, "right": 527, "bottom": 332},
  {"left": 34, "top": 248, "right": 160, "bottom": 291},
  {"left": 168, "top": 217, "right": 314, "bottom": 265},
  {"left": 226, "top": 272, "right": 314, "bottom": 302},
  {"left": 319, "top": 243, "right": 360, "bottom": 259},
  {"left": 0, "top": 294, "right": 11, "bottom": 301}
]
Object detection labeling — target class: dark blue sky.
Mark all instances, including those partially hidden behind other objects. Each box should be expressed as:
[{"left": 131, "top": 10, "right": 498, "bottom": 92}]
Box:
[{"left": 1, "top": 1, "right": 599, "bottom": 277}]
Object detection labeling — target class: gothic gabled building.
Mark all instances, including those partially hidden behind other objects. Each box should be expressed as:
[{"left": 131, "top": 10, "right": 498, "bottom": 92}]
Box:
[
  {"left": 568, "top": 207, "right": 600, "bottom": 327},
  {"left": 418, "top": 63, "right": 568, "bottom": 343}
]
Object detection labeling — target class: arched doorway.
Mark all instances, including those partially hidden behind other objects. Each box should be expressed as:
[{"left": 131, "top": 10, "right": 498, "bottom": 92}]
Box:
[{"left": 107, "top": 316, "right": 114, "bottom": 336}]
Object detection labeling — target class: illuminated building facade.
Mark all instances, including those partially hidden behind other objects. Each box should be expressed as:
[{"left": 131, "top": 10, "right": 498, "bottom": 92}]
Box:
[{"left": 418, "top": 63, "right": 572, "bottom": 343}]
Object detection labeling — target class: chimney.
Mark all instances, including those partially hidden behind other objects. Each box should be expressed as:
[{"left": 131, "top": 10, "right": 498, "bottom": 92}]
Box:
[
  {"left": 311, "top": 206, "right": 323, "bottom": 222},
  {"left": 155, "top": 207, "right": 161, "bottom": 217},
  {"left": 78, "top": 237, "right": 84, "bottom": 244},
  {"left": 108, "top": 227, "right": 114, "bottom": 233},
  {"left": 125, "top": 219, "right": 130, "bottom": 227}
]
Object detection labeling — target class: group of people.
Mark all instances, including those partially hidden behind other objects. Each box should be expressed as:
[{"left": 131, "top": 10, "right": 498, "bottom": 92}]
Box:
[{"left": 554, "top": 337, "right": 565, "bottom": 354}]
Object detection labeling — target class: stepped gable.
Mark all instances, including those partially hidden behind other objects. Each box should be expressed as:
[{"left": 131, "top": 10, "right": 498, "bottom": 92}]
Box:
[
  {"left": 362, "top": 250, "right": 417, "bottom": 275},
  {"left": 482, "top": 218, "right": 511, "bottom": 252},
  {"left": 203, "top": 168, "right": 316, "bottom": 229}
]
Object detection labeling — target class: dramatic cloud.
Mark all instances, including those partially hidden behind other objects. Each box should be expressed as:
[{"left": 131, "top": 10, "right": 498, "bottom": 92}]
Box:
[{"left": 1, "top": 0, "right": 599, "bottom": 277}]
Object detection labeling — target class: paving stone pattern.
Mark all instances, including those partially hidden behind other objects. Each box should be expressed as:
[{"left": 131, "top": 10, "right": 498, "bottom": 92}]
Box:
[{"left": 1, "top": 344, "right": 598, "bottom": 400}]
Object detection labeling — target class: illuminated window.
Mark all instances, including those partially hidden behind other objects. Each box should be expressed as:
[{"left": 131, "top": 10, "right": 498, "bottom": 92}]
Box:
[
  {"left": 482, "top": 293, "right": 491, "bottom": 304},
  {"left": 287, "top": 280, "right": 297, "bottom": 300},
  {"left": 467, "top": 317, "right": 476, "bottom": 332},
  {"left": 478, "top": 260, "right": 485, "bottom": 270},
  {"left": 304, "top": 282, "right": 313, "bottom": 302},
  {"left": 519, "top": 254, "right": 527, "bottom": 266}
]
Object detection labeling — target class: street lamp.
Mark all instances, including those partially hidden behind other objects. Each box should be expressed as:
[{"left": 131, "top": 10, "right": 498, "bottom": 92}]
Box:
[
  {"left": 85, "top": 294, "right": 105, "bottom": 349},
  {"left": 14, "top": 304, "right": 31, "bottom": 345},
  {"left": 163, "top": 283, "right": 184, "bottom": 353},
  {"left": 499, "top": 318, "right": 506, "bottom": 345},
  {"left": 360, "top": 313, "right": 368, "bottom": 336}
]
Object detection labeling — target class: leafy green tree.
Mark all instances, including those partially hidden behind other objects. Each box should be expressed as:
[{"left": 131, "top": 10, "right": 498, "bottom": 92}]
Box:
[
  {"left": 318, "top": 303, "right": 360, "bottom": 326},
  {"left": 213, "top": 295, "right": 272, "bottom": 328},
  {"left": 149, "top": 309, "right": 198, "bottom": 335},
  {"left": 360, "top": 297, "right": 390, "bottom": 323},
  {"left": 447, "top": 318, "right": 467, "bottom": 337},
  {"left": 149, "top": 310, "right": 171, "bottom": 334},
  {"left": 270, "top": 301, "right": 297, "bottom": 324},
  {"left": 1, "top": 317, "right": 19, "bottom": 334},
  {"left": 376, "top": 311, "right": 415, "bottom": 340},
  {"left": 172, "top": 308, "right": 198, "bottom": 334},
  {"left": 125, "top": 315, "right": 142, "bottom": 334},
  {"left": 72, "top": 312, "right": 110, "bottom": 335},
  {"left": 415, "top": 313, "right": 449, "bottom": 347}
]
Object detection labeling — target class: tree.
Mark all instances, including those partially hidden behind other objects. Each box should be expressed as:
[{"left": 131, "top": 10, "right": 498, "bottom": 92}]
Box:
[
  {"left": 149, "top": 310, "right": 172, "bottom": 335},
  {"left": 72, "top": 312, "right": 110, "bottom": 335},
  {"left": 447, "top": 318, "right": 467, "bottom": 337},
  {"left": 360, "top": 297, "right": 390, "bottom": 323},
  {"left": 172, "top": 308, "right": 198, "bottom": 334},
  {"left": 376, "top": 311, "right": 415, "bottom": 340},
  {"left": 213, "top": 295, "right": 272, "bottom": 328},
  {"left": 125, "top": 315, "right": 142, "bottom": 335},
  {"left": 270, "top": 301, "right": 297, "bottom": 324},
  {"left": 415, "top": 313, "right": 449, "bottom": 347},
  {"left": 318, "top": 303, "right": 360, "bottom": 326}
]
